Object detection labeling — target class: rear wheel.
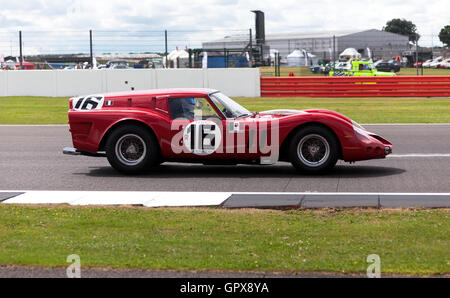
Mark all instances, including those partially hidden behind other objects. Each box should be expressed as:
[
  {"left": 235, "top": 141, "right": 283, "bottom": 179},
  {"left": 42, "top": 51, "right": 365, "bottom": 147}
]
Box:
[
  {"left": 105, "top": 124, "right": 159, "bottom": 174},
  {"left": 289, "top": 125, "right": 339, "bottom": 173}
]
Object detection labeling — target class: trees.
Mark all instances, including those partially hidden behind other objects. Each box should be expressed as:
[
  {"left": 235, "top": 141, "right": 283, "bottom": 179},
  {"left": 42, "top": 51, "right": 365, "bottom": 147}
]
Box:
[
  {"left": 438, "top": 25, "right": 450, "bottom": 47},
  {"left": 382, "top": 19, "right": 420, "bottom": 42}
]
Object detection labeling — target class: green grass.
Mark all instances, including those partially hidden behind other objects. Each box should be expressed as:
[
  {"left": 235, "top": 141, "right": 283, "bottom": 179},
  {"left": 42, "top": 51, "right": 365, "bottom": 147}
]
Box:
[
  {"left": 260, "top": 66, "right": 450, "bottom": 77},
  {"left": 0, "top": 96, "right": 68, "bottom": 124},
  {"left": 0, "top": 205, "right": 448, "bottom": 275},
  {"left": 235, "top": 97, "right": 450, "bottom": 123},
  {"left": 398, "top": 67, "right": 450, "bottom": 76},
  {"left": 2, "top": 96, "right": 450, "bottom": 124},
  {"left": 260, "top": 66, "right": 319, "bottom": 77}
]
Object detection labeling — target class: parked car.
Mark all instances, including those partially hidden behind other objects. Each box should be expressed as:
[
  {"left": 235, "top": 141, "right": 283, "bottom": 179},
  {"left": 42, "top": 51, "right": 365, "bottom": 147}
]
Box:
[
  {"left": 437, "top": 58, "right": 450, "bottom": 69},
  {"left": 310, "top": 65, "right": 330, "bottom": 74},
  {"left": 413, "top": 61, "right": 426, "bottom": 68},
  {"left": 430, "top": 57, "right": 446, "bottom": 68},
  {"left": 63, "top": 89, "right": 392, "bottom": 174},
  {"left": 106, "top": 60, "right": 130, "bottom": 69},
  {"left": 310, "top": 65, "right": 321, "bottom": 73},
  {"left": 445, "top": 61, "right": 450, "bottom": 69},
  {"left": 423, "top": 57, "right": 442, "bottom": 68},
  {"left": 375, "top": 61, "right": 400, "bottom": 73},
  {"left": 372, "top": 60, "right": 383, "bottom": 67}
]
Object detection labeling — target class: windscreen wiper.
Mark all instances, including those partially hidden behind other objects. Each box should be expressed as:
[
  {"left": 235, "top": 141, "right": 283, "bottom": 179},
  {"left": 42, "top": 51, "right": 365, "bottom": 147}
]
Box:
[{"left": 235, "top": 113, "right": 252, "bottom": 119}]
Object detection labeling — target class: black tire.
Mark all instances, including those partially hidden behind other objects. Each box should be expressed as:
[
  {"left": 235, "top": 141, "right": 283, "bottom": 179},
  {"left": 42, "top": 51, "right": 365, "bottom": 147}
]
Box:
[
  {"left": 288, "top": 125, "right": 339, "bottom": 173},
  {"left": 105, "top": 124, "right": 160, "bottom": 174}
]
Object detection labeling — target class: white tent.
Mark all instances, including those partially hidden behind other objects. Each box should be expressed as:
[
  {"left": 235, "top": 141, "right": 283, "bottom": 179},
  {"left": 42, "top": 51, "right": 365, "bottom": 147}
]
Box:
[
  {"left": 167, "top": 49, "right": 190, "bottom": 68},
  {"left": 287, "top": 50, "right": 318, "bottom": 66},
  {"left": 270, "top": 49, "right": 279, "bottom": 65},
  {"left": 202, "top": 52, "right": 208, "bottom": 68},
  {"left": 339, "top": 48, "right": 361, "bottom": 60},
  {"left": 92, "top": 57, "right": 98, "bottom": 69},
  {"left": 270, "top": 49, "right": 279, "bottom": 59},
  {"left": 5, "top": 59, "right": 16, "bottom": 70}
]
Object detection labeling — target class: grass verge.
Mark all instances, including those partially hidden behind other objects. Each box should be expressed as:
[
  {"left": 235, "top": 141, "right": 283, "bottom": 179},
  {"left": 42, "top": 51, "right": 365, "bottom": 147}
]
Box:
[
  {"left": 0, "top": 96, "right": 68, "bottom": 124},
  {"left": 235, "top": 97, "right": 450, "bottom": 123},
  {"left": 0, "top": 205, "right": 448, "bottom": 275},
  {"left": 2, "top": 96, "right": 450, "bottom": 124}
]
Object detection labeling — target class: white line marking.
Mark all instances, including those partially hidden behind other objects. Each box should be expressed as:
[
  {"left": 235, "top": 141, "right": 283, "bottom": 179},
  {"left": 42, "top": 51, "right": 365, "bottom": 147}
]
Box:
[
  {"left": 0, "top": 125, "right": 68, "bottom": 127},
  {"left": 0, "top": 191, "right": 442, "bottom": 195},
  {"left": 1, "top": 124, "right": 450, "bottom": 127},
  {"left": 1, "top": 191, "right": 231, "bottom": 207},
  {"left": 389, "top": 154, "right": 450, "bottom": 158},
  {"left": 230, "top": 192, "right": 450, "bottom": 196},
  {"left": 362, "top": 123, "right": 450, "bottom": 126},
  {"left": 1, "top": 191, "right": 449, "bottom": 208}
]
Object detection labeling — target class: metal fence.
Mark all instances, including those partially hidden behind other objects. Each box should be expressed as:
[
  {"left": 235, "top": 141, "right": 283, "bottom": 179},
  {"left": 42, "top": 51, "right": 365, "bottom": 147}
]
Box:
[
  {"left": 0, "top": 29, "right": 253, "bottom": 55},
  {"left": 0, "top": 29, "right": 250, "bottom": 68},
  {"left": 0, "top": 29, "right": 448, "bottom": 71}
]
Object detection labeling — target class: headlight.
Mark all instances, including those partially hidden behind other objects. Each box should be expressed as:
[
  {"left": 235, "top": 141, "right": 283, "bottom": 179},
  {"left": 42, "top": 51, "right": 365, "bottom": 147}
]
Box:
[
  {"left": 352, "top": 120, "right": 366, "bottom": 131},
  {"left": 352, "top": 120, "right": 370, "bottom": 140}
]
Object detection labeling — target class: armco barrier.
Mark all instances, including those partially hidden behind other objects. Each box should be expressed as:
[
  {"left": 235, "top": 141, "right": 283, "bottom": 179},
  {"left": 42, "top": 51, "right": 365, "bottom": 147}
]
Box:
[{"left": 261, "top": 76, "right": 450, "bottom": 97}]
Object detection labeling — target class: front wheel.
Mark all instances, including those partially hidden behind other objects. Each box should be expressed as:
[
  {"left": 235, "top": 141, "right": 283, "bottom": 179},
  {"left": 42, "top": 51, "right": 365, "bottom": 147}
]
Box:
[
  {"left": 105, "top": 124, "right": 160, "bottom": 174},
  {"left": 288, "top": 125, "right": 339, "bottom": 173}
]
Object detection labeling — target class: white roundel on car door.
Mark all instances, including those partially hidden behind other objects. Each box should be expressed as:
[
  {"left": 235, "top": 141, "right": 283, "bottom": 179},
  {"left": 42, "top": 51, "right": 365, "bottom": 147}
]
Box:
[{"left": 183, "top": 120, "right": 222, "bottom": 155}]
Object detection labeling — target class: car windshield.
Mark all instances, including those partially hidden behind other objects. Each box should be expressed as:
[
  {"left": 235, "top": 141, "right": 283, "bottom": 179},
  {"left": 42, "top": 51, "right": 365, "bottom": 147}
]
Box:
[
  {"left": 209, "top": 92, "right": 252, "bottom": 119},
  {"left": 336, "top": 62, "right": 351, "bottom": 70}
]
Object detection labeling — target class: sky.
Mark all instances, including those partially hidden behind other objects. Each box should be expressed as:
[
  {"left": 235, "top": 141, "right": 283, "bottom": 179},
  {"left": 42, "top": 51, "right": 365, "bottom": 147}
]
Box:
[{"left": 0, "top": 0, "right": 448, "bottom": 55}]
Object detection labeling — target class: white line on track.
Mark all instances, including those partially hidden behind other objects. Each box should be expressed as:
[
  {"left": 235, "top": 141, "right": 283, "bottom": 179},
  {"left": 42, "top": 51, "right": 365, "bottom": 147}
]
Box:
[
  {"left": 1, "top": 191, "right": 449, "bottom": 208},
  {"left": 0, "top": 124, "right": 68, "bottom": 127},
  {"left": 362, "top": 123, "right": 450, "bottom": 126},
  {"left": 0, "top": 191, "right": 231, "bottom": 207},
  {"left": 3, "top": 191, "right": 450, "bottom": 195},
  {"left": 1, "top": 124, "right": 450, "bottom": 127},
  {"left": 389, "top": 154, "right": 450, "bottom": 158}
]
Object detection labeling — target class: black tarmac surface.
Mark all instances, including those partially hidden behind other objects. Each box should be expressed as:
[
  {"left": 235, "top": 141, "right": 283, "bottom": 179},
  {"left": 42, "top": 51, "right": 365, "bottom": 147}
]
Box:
[{"left": 1, "top": 124, "right": 450, "bottom": 193}]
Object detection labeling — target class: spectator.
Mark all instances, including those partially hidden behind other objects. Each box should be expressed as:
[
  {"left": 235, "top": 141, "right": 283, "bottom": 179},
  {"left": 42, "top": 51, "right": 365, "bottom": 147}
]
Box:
[{"left": 402, "top": 56, "right": 408, "bottom": 67}]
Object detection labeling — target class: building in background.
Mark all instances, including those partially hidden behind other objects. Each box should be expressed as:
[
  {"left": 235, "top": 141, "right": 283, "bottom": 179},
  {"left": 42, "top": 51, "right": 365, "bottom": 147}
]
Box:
[{"left": 203, "top": 29, "right": 410, "bottom": 62}]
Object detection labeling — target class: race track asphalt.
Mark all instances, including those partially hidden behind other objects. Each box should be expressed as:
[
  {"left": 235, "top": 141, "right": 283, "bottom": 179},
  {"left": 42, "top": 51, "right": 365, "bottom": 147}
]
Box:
[
  {"left": 0, "top": 124, "right": 450, "bottom": 193},
  {"left": 1, "top": 125, "right": 449, "bottom": 278}
]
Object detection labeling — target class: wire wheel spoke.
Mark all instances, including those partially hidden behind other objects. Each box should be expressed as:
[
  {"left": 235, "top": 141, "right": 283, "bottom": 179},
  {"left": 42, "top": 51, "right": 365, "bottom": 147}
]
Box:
[
  {"left": 297, "top": 134, "right": 330, "bottom": 167},
  {"left": 115, "top": 134, "right": 147, "bottom": 166}
]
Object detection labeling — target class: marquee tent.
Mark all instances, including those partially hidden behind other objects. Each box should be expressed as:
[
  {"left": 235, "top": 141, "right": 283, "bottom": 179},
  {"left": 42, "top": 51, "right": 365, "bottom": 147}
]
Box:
[{"left": 287, "top": 50, "right": 318, "bottom": 66}]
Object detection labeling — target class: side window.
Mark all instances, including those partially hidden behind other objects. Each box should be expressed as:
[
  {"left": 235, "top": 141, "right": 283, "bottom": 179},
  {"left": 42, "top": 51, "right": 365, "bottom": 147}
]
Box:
[
  {"left": 358, "top": 64, "right": 371, "bottom": 71},
  {"left": 168, "top": 98, "right": 221, "bottom": 120}
]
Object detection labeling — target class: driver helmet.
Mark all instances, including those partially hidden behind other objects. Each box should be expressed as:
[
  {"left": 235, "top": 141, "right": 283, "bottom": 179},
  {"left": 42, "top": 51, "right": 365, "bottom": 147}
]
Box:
[{"left": 181, "top": 98, "right": 196, "bottom": 116}]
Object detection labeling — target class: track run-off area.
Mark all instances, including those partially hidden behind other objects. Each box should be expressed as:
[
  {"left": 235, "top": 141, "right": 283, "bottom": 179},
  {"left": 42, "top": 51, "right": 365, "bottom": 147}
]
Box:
[{"left": 1, "top": 124, "right": 450, "bottom": 208}]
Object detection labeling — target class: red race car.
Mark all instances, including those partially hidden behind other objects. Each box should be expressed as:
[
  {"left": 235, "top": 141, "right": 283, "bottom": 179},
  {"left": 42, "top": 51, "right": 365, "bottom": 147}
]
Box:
[{"left": 63, "top": 88, "right": 392, "bottom": 174}]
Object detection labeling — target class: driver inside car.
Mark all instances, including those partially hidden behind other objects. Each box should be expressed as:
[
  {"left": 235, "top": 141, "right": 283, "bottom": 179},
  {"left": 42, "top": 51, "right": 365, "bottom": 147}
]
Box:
[{"left": 169, "top": 97, "right": 196, "bottom": 120}]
